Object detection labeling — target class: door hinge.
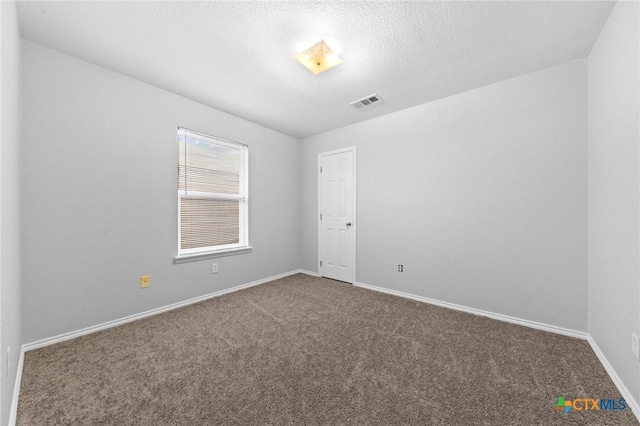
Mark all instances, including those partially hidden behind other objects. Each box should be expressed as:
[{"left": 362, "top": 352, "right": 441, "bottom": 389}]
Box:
[
  {"left": 320, "top": 260, "right": 323, "bottom": 267},
  {"left": 320, "top": 166, "right": 323, "bottom": 173},
  {"left": 320, "top": 213, "right": 323, "bottom": 220}
]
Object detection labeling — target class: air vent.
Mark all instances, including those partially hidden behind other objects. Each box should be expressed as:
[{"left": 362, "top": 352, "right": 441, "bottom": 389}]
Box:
[{"left": 350, "top": 93, "right": 383, "bottom": 109}]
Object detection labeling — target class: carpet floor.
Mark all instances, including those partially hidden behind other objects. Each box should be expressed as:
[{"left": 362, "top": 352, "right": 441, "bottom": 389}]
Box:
[{"left": 17, "top": 273, "right": 638, "bottom": 425}]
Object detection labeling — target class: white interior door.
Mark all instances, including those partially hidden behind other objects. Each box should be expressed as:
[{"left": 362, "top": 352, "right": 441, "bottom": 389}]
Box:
[{"left": 319, "top": 147, "right": 356, "bottom": 283}]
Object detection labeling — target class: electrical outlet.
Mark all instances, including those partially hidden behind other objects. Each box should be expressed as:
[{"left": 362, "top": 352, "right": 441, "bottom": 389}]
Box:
[
  {"left": 211, "top": 263, "right": 219, "bottom": 274},
  {"left": 398, "top": 264, "right": 404, "bottom": 272},
  {"left": 140, "top": 275, "right": 150, "bottom": 288},
  {"left": 632, "top": 334, "right": 639, "bottom": 361}
]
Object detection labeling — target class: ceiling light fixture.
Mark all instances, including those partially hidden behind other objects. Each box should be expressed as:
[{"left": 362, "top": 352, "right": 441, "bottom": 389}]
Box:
[{"left": 294, "top": 39, "right": 343, "bottom": 74}]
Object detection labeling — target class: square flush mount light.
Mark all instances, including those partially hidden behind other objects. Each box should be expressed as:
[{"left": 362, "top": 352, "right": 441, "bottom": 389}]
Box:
[{"left": 294, "top": 39, "right": 343, "bottom": 74}]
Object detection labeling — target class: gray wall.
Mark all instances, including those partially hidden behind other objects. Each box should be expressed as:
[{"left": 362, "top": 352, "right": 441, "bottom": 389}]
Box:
[
  {"left": 21, "top": 41, "right": 301, "bottom": 343},
  {"left": 0, "top": 1, "right": 23, "bottom": 424},
  {"left": 588, "top": 1, "right": 640, "bottom": 402},
  {"left": 301, "top": 59, "right": 588, "bottom": 332},
  {"left": 13, "top": 5, "right": 640, "bottom": 417}
]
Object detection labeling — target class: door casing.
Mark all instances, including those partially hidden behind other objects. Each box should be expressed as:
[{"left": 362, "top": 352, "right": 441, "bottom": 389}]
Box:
[{"left": 318, "top": 146, "right": 357, "bottom": 284}]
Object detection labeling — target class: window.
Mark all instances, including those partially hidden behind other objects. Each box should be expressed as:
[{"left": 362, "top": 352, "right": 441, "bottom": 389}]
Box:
[{"left": 177, "top": 127, "right": 249, "bottom": 258}]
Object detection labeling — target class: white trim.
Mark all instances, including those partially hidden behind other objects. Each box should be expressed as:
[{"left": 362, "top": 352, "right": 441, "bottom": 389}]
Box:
[
  {"left": 354, "top": 281, "right": 588, "bottom": 339},
  {"left": 177, "top": 128, "right": 249, "bottom": 258},
  {"left": 296, "top": 269, "right": 321, "bottom": 277},
  {"left": 24, "top": 270, "right": 302, "bottom": 352},
  {"left": 174, "top": 246, "right": 253, "bottom": 263},
  {"left": 588, "top": 337, "right": 640, "bottom": 422},
  {"left": 11, "top": 272, "right": 640, "bottom": 425},
  {"left": 352, "top": 147, "right": 357, "bottom": 284},
  {"left": 8, "top": 345, "right": 25, "bottom": 426},
  {"left": 353, "top": 282, "right": 640, "bottom": 422},
  {"left": 177, "top": 126, "right": 248, "bottom": 148},
  {"left": 318, "top": 146, "right": 357, "bottom": 285},
  {"left": 317, "top": 146, "right": 357, "bottom": 157}
]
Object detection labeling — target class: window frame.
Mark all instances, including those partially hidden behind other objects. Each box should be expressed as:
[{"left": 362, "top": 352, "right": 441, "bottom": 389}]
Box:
[{"left": 175, "top": 127, "right": 250, "bottom": 261}]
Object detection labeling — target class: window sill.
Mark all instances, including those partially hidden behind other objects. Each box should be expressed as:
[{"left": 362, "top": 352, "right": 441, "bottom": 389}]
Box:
[{"left": 174, "top": 246, "right": 253, "bottom": 264}]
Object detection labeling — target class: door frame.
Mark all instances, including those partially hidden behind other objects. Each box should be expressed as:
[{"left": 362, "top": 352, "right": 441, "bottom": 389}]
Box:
[{"left": 318, "top": 146, "right": 357, "bottom": 284}]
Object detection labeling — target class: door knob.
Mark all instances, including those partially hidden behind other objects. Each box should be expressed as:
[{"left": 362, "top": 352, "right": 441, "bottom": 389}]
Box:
[{"left": 346, "top": 222, "right": 352, "bottom": 227}]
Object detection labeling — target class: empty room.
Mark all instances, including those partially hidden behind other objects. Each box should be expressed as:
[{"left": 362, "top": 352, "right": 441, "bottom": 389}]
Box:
[{"left": 1, "top": 0, "right": 639, "bottom": 424}]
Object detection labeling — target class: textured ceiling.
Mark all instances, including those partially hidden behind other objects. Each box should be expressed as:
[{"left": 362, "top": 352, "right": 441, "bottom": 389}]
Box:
[{"left": 16, "top": 1, "right": 615, "bottom": 139}]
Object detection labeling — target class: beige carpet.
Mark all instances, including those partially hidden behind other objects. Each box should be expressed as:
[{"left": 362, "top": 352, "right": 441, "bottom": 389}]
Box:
[{"left": 17, "top": 273, "right": 638, "bottom": 425}]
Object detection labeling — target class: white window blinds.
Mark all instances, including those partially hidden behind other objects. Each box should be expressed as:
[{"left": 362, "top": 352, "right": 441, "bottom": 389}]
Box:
[{"left": 177, "top": 128, "right": 248, "bottom": 255}]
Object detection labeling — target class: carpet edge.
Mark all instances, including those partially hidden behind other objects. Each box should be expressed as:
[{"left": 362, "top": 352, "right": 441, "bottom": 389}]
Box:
[
  {"left": 354, "top": 281, "right": 588, "bottom": 339},
  {"left": 588, "top": 336, "right": 640, "bottom": 422},
  {"left": 355, "top": 281, "right": 640, "bottom": 422},
  {"left": 23, "top": 269, "right": 309, "bottom": 352},
  {"left": 298, "top": 269, "right": 321, "bottom": 277}
]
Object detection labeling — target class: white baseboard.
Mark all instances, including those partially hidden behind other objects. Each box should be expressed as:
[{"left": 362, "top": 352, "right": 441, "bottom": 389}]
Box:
[
  {"left": 296, "top": 269, "right": 321, "bottom": 277},
  {"left": 588, "top": 336, "right": 640, "bottom": 422},
  {"left": 355, "top": 281, "right": 640, "bottom": 422},
  {"left": 14, "top": 272, "right": 638, "bottom": 424},
  {"left": 24, "top": 270, "right": 306, "bottom": 352},
  {"left": 355, "top": 281, "right": 588, "bottom": 339},
  {"left": 8, "top": 345, "right": 25, "bottom": 426}
]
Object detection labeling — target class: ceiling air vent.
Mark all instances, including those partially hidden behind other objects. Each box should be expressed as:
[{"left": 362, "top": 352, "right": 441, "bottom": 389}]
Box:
[{"left": 350, "top": 93, "right": 383, "bottom": 109}]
